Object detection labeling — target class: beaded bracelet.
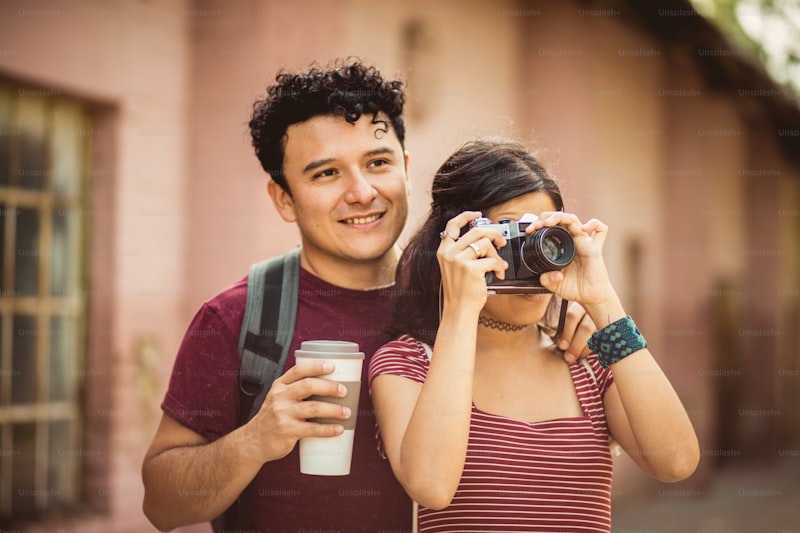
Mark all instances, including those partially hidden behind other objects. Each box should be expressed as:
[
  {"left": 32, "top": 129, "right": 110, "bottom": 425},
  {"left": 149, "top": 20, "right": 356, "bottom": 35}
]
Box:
[{"left": 588, "top": 315, "right": 648, "bottom": 368}]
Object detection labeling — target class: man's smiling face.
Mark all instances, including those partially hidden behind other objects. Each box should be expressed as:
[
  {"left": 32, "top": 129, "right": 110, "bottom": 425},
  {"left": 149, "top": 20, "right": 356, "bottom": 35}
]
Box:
[{"left": 269, "top": 113, "right": 409, "bottom": 274}]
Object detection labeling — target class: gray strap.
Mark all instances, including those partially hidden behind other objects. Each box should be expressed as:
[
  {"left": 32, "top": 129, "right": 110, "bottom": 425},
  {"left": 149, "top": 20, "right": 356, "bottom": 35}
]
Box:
[{"left": 237, "top": 247, "right": 301, "bottom": 422}]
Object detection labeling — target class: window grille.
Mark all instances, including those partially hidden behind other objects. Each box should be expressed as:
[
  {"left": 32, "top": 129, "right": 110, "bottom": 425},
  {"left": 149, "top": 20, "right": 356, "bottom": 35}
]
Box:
[{"left": 0, "top": 80, "right": 90, "bottom": 519}]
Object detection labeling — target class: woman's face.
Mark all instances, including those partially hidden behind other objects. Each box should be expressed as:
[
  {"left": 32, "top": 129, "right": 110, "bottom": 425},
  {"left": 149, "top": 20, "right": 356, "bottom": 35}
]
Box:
[{"left": 481, "top": 191, "right": 558, "bottom": 326}]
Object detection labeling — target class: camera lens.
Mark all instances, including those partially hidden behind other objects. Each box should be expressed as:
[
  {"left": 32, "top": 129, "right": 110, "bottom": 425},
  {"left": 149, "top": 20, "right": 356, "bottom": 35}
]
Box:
[
  {"left": 520, "top": 226, "right": 576, "bottom": 273},
  {"left": 541, "top": 236, "right": 561, "bottom": 263}
]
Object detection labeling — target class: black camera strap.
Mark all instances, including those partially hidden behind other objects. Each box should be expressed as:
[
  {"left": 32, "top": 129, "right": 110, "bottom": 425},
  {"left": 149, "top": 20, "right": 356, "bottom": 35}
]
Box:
[{"left": 554, "top": 298, "right": 570, "bottom": 339}]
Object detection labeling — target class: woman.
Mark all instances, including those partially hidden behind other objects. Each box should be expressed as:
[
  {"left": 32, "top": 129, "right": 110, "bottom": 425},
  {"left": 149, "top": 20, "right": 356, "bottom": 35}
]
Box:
[{"left": 368, "top": 139, "right": 699, "bottom": 532}]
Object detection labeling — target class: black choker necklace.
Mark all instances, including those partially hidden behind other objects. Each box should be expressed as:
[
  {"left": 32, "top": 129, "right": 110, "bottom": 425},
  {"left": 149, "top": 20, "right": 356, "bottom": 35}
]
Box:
[{"left": 478, "top": 316, "right": 528, "bottom": 332}]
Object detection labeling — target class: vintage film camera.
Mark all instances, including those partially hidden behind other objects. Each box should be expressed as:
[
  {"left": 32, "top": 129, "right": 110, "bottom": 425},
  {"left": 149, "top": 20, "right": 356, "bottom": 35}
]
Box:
[{"left": 470, "top": 216, "right": 576, "bottom": 294}]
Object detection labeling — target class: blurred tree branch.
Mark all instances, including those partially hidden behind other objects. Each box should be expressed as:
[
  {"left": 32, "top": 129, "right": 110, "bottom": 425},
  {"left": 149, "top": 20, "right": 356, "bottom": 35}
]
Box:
[
  {"left": 579, "top": 0, "right": 800, "bottom": 165},
  {"left": 691, "top": 0, "right": 800, "bottom": 96}
]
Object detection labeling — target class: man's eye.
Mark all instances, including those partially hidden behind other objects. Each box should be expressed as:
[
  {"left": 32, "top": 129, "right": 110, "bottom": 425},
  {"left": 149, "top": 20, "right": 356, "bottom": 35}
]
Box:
[
  {"left": 368, "top": 159, "right": 390, "bottom": 168},
  {"left": 313, "top": 168, "right": 337, "bottom": 179}
]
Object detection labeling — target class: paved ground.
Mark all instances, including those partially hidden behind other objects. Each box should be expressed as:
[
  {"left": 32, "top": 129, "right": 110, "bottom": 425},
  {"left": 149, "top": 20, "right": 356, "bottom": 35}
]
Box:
[{"left": 611, "top": 458, "right": 800, "bottom": 533}]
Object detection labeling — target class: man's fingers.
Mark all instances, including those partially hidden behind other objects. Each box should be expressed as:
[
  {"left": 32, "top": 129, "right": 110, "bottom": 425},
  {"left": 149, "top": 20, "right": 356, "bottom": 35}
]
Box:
[
  {"left": 278, "top": 360, "right": 336, "bottom": 385},
  {"left": 296, "top": 420, "right": 346, "bottom": 438},
  {"left": 283, "top": 376, "right": 347, "bottom": 402},
  {"left": 293, "top": 400, "right": 352, "bottom": 438},
  {"left": 296, "top": 400, "right": 352, "bottom": 422},
  {"left": 260, "top": 385, "right": 351, "bottom": 439}
]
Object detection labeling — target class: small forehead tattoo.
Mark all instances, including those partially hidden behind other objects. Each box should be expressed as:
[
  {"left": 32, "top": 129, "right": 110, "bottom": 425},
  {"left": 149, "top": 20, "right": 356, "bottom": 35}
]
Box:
[{"left": 371, "top": 116, "right": 389, "bottom": 139}]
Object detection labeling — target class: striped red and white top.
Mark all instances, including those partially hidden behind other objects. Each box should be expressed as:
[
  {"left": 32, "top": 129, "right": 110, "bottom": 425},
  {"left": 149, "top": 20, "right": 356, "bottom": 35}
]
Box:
[{"left": 369, "top": 334, "right": 615, "bottom": 533}]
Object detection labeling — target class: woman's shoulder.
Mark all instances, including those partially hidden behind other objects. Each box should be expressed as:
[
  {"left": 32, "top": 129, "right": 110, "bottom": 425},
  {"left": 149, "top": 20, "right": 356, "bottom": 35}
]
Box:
[
  {"left": 570, "top": 354, "right": 614, "bottom": 395},
  {"left": 374, "top": 334, "right": 429, "bottom": 361},
  {"left": 368, "top": 334, "right": 431, "bottom": 384},
  {"left": 378, "top": 334, "right": 425, "bottom": 353}
]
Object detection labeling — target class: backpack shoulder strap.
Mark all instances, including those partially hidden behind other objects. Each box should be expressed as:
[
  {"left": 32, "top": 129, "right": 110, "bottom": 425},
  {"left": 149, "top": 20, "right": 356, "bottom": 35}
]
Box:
[
  {"left": 237, "top": 247, "right": 301, "bottom": 425},
  {"left": 225, "top": 248, "right": 301, "bottom": 532}
]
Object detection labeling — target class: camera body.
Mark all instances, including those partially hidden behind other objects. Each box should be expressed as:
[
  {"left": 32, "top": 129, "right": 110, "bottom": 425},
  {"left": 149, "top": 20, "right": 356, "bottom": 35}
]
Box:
[{"left": 470, "top": 217, "right": 576, "bottom": 294}]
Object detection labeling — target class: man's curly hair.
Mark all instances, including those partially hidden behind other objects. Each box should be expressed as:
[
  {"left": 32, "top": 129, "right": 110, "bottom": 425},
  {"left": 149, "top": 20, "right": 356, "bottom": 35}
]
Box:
[{"left": 249, "top": 58, "right": 406, "bottom": 192}]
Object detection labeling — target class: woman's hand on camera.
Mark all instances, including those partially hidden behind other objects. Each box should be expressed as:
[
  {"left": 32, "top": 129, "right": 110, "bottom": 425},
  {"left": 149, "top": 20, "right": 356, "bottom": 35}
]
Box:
[
  {"left": 528, "top": 212, "right": 617, "bottom": 308},
  {"left": 437, "top": 211, "right": 508, "bottom": 312}
]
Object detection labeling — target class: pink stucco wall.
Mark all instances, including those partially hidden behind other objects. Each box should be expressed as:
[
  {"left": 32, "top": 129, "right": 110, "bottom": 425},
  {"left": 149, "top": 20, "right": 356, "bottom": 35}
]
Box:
[
  {"left": 0, "top": 0, "right": 797, "bottom": 531},
  {"left": 0, "top": 1, "right": 191, "bottom": 530}
]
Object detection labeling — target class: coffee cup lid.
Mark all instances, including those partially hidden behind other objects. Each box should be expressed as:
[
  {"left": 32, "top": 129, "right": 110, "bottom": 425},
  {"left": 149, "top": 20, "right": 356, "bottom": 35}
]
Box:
[{"left": 295, "top": 340, "right": 364, "bottom": 359}]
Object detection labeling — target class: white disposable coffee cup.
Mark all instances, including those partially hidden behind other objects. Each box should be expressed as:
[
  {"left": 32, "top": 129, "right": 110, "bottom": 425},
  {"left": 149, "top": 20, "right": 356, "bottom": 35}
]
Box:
[{"left": 295, "top": 340, "right": 364, "bottom": 476}]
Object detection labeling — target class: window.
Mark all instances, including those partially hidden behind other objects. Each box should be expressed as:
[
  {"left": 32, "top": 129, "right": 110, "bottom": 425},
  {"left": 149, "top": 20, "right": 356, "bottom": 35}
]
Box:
[{"left": 0, "top": 80, "right": 90, "bottom": 519}]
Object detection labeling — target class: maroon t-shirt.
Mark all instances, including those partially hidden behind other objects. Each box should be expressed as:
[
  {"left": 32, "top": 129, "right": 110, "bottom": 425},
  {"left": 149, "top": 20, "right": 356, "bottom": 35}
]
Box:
[{"left": 162, "top": 268, "right": 412, "bottom": 532}]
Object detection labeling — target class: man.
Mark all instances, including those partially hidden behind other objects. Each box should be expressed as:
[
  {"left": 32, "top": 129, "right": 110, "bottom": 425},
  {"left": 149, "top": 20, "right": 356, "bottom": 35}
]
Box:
[{"left": 142, "top": 59, "right": 594, "bottom": 532}]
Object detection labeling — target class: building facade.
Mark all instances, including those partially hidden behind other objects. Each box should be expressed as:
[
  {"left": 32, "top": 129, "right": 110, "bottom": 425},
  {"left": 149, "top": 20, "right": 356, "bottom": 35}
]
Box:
[{"left": 0, "top": 0, "right": 797, "bottom": 531}]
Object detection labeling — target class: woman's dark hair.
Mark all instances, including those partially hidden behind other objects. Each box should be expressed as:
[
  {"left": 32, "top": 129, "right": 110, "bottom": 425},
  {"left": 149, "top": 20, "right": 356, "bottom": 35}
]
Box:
[
  {"left": 249, "top": 58, "right": 406, "bottom": 192},
  {"left": 389, "top": 138, "right": 565, "bottom": 346}
]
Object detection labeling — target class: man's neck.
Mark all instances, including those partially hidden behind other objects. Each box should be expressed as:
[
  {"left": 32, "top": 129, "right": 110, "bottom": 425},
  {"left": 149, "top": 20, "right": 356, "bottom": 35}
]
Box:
[{"left": 299, "top": 246, "right": 401, "bottom": 290}]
